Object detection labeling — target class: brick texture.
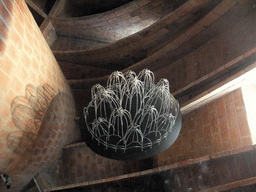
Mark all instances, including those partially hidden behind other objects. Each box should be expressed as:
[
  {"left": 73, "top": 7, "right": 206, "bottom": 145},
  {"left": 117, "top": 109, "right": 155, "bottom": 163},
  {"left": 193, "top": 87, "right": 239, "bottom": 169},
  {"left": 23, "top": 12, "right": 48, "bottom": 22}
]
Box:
[
  {"left": 0, "top": 1, "right": 80, "bottom": 192},
  {"left": 51, "top": 0, "right": 187, "bottom": 42},
  {"left": 58, "top": 62, "right": 114, "bottom": 80},
  {"left": 53, "top": 0, "right": 221, "bottom": 74},
  {"left": 157, "top": 88, "right": 252, "bottom": 167},
  {"left": 0, "top": 0, "right": 13, "bottom": 59}
]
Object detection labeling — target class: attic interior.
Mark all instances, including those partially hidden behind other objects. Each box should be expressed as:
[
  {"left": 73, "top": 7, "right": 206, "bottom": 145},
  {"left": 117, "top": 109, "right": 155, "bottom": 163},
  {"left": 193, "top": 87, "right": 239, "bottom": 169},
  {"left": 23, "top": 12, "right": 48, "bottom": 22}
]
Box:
[{"left": 1, "top": 0, "right": 256, "bottom": 191}]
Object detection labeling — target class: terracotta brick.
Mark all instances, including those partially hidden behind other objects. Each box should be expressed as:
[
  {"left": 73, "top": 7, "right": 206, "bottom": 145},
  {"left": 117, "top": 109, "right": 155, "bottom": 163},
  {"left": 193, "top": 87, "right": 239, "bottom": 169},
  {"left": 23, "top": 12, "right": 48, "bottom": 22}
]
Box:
[
  {"left": 232, "top": 145, "right": 254, "bottom": 155},
  {"left": 31, "top": 59, "right": 39, "bottom": 72},
  {"left": 5, "top": 89, "right": 17, "bottom": 105},
  {"left": 163, "top": 12, "right": 179, "bottom": 25},
  {"left": 13, "top": 16, "right": 25, "bottom": 39},
  {"left": 198, "top": 12, "right": 220, "bottom": 27},
  {"left": 201, "top": 105, "right": 210, "bottom": 126},
  {"left": 207, "top": 100, "right": 217, "bottom": 113},
  {"left": 0, "top": 128, "right": 10, "bottom": 141},
  {"left": 23, "top": 42, "right": 33, "bottom": 56},
  {"left": 189, "top": 0, "right": 205, "bottom": 7},
  {"left": 226, "top": 103, "right": 238, "bottom": 129},
  {"left": 223, "top": 92, "right": 233, "bottom": 105},
  {"left": 0, "top": 104, "right": 12, "bottom": 126},
  {"left": 2, "top": 0, "right": 13, "bottom": 13},
  {"left": 138, "top": 0, "right": 151, "bottom": 7},
  {"left": 237, "top": 110, "right": 251, "bottom": 137},
  {"left": 0, "top": 118, "right": 4, "bottom": 132},
  {"left": 219, "top": 181, "right": 240, "bottom": 191},
  {"left": 212, "top": 0, "right": 236, "bottom": 15},
  {"left": 11, "top": 76, "right": 24, "bottom": 95},
  {"left": 219, "top": 117, "right": 230, "bottom": 142},
  {"left": 185, "top": 23, "right": 205, "bottom": 38},
  {"left": 233, "top": 88, "right": 245, "bottom": 112},
  {"left": 203, "top": 124, "right": 212, "bottom": 148},
  {"left": 240, "top": 177, "right": 256, "bottom": 187},
  {"left": 3, "top": 0, "right": 256, "bottom": 190},
  {"left": 216, "top": 98, "right": 226, "bottom": 119},
  {"left": 151, "top": 6, "right": 163, "bottom": 16},
  {"left": 0, "top": 54, "right": 18, "bottom": 78},
  {"left": 230, "top": 127, "right": 243, "bottom": 149},
  {"left": 9, "top": 28, "right": 23, "bottom": 50},
  {"left": 0, "top": 0, "right": 12, "bottom": 22},
  {"left": 18, "top": 65, "right": 29, "bottom": 84},
  {"left": 222, "top": 140, "right": 232, "bottom": 151},
  {"left": 241, "top": 136, "right": 253, "bottom": 147},
  {"left": 212, "top": 133, "right": 223, "bottom": 153},
  {"left": 244, "top": 46, "right": 256, "bottom": 58},
  {"left": 0, "top": 39, "right": 6, "bottom": 57},
  {"left": 151, "top": 0, "right": 163, "bottom": 7},
  {"left": 6, "top": 43, "right": 21, "bottom": 64},
  {"left": 210, "top": 111, "right": 219, "bottom": 134},
  {"left": 172, "top": 34, "right": 190, "bottom": 46},
  {"left": 175, "top": 2, "right": 194, "bottom": 17},
  {"left": 0, "top": 68, "right": 12, "bottom": 92},
  {"left": 174, "top": 136, "right": 183, "bottom": 152},
  {"left": 5, "top": 118, "right": 16, "bottom": 131},
  {"left": 190, "top": 134, "right": 198, "bottom": 152},
  {"left": 185, "top": 114, "right": 197, "bottom": 132},
  {"left": 224, "top": 55, "right": 243, "bottom": 69}
]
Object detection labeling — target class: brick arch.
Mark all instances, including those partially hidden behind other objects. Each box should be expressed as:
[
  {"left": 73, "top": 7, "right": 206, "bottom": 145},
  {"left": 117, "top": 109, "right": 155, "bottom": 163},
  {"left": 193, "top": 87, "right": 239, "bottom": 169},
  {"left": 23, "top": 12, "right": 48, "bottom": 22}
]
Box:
[
  {"left": 50, "top": 0, "right": 188, "bottom": 42},
  {"left": 52, "top": 0, "right": 223, "bottom": 75},
  {"left": 68, "top": 0, "right": 256, "bottom": 115}
]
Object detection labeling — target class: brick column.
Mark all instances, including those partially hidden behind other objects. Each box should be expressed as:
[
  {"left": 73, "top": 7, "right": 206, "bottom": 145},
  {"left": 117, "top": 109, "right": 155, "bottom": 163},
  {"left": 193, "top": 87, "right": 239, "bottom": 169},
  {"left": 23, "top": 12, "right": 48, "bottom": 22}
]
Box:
[{"left": 0, "top": 1, "right": 79, "bottom": 191}]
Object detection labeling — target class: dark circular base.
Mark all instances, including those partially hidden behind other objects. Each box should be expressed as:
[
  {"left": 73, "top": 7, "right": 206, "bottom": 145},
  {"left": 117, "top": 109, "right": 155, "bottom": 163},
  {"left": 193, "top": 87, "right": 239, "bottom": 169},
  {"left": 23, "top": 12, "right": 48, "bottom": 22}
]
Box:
[{"left": 79, "top": 111, "right": 182, "bottom": 161}]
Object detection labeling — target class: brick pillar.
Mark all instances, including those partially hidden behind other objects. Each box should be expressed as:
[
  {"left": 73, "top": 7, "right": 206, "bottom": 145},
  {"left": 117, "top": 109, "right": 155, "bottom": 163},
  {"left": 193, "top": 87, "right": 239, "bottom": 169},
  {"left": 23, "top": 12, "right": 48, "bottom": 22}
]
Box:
[{"left": 0, "top": 0, "right": 79, "bottom": 191}]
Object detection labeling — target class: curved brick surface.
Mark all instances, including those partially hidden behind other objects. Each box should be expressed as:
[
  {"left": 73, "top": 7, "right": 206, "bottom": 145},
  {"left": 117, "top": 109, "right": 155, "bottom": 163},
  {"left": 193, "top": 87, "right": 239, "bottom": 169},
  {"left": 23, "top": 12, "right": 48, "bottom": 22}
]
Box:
[
  {"left": 68, "top": 0, "right": 256, "bottom": 115},
  {"left": 0, "top": 1, "right": 79, "bottom": 191},
  {"left": 51, "top": 0, "right": 187, "bottom": 42},
  {"left": 58, "top": 62, "right": 114, "bottom": 80},
  {"left": 0, "top": 0, "right": 13, "bottom": 59},
  {"left": 52, "top": 0, "right": 215, "bottom": 70}
]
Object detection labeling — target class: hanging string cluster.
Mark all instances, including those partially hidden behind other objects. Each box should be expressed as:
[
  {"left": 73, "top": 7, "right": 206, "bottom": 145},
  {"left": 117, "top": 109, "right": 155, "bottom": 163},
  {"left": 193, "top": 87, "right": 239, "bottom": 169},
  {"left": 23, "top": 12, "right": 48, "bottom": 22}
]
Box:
[{"left": 83, "top": 69, "right": 179, "bottom": 152}]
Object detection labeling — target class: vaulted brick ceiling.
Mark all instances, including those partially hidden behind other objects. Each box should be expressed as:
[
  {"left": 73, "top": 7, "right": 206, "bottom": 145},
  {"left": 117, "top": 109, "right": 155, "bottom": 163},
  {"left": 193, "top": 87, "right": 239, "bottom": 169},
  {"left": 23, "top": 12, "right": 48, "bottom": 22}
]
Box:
[
  {"left": 34, "top": 0, "right": 256, "bottom": 116},
  {"left": 1, "top": 0, "right": 256, "bottom": 191}
]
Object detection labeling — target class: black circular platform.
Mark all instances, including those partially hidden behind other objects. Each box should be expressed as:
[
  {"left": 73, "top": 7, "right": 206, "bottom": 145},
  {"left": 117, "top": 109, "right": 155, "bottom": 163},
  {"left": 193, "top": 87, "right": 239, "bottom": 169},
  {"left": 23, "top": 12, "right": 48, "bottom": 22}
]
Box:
[{"left": 79, "top": 111, "right": 182, "bottom": 161}]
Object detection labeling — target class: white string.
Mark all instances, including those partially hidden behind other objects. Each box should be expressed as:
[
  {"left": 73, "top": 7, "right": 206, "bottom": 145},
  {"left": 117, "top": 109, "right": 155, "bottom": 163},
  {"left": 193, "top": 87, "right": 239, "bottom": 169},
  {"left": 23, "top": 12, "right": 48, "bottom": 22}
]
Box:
[{"left": 84, "top": 69, "right": 179, "bottom": 152}]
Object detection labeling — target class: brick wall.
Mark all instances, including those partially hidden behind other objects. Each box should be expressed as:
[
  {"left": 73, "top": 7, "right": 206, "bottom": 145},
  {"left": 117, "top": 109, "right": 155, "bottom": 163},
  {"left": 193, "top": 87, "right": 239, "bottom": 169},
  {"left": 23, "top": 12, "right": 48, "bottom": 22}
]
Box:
[
  {"left": 52, "top": 0, "right": 213, "bottom": 54},
  {"left": 58, "top": 62, "right": 114, "bottom": 80},
  {"left": 0, "top": 0, "right": 13, "bottom": 59},
  {"left": 154, "top": 16, "right": 256, "bottom": 93},
  {"left": 46, "top": 88, "right": 255, "bottom": 191},
  {"left": 54, "top": 0, "right": 237, "bottom": 76},
  {"left": 51, "top": 0, "right": 187, "bottom": 41},
  {"left": 47, "top": 88, "right": 252, "bottom": 190},
  {"left": 157, "top": 88, "right": 252, "bottom": 166},
  {"left": 0, "top": 0, "right": 80, "bottom": 191}
]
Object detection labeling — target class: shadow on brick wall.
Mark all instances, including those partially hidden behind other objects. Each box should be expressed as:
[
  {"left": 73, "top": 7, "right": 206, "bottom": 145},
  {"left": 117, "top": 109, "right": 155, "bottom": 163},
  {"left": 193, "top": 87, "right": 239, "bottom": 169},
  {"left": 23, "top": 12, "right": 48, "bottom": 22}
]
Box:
[{"left": 6, "top": 84, "right": 57, "bottom": 154}]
